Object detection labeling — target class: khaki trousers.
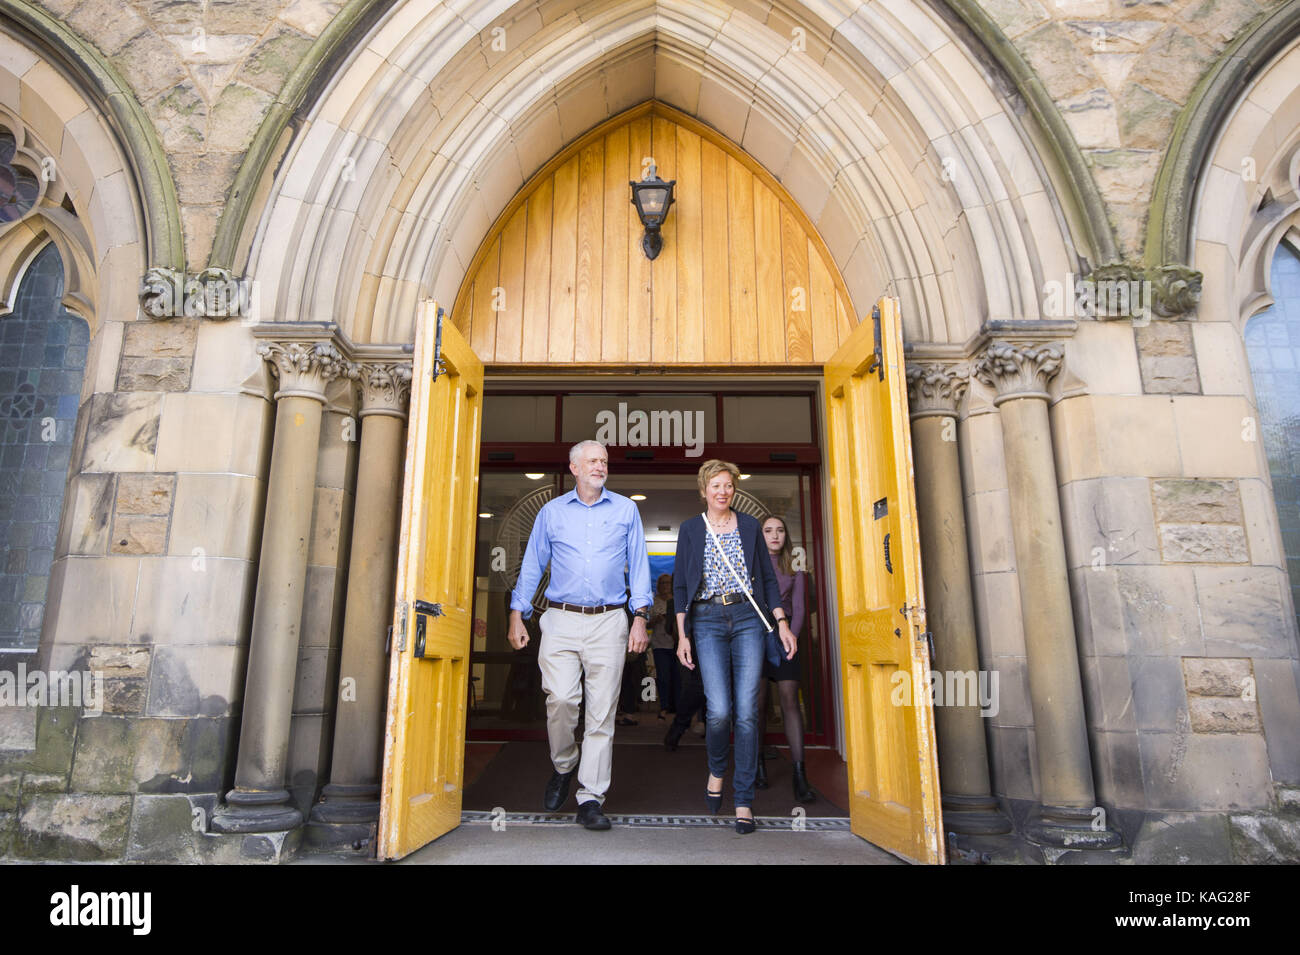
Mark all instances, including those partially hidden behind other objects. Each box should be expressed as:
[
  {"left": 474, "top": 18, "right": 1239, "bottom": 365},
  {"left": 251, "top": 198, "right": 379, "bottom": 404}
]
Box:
[{"left": 537, "top": 607, "right": 629, "bottom": 805}]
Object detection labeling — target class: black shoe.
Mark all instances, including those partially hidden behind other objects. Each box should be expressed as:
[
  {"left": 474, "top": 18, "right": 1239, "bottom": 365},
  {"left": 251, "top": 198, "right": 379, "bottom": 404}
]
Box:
[
  {"left": 792, "top": 761, "right": 818, "bottom": 804},
  {"left": 544, "top": 769, "right": 576, "bottom": 811},
  {"left": 664, "top": 726, "right": 684, "bottom": 751},
  {"left": 735, "top": 812, "right": 755, "bottom": 834},
  {"left": 755, "top": 755, "right": 770, "bottom": 790},
  {"left": 575, "top": 800, "right": 611, "bottom": 830},
  {"left": 706, "top": 786, "right": 723, "bottom": 815}
]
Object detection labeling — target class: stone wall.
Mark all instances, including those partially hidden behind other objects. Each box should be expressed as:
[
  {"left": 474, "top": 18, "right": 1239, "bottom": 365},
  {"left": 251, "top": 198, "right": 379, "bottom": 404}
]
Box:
[{"left": 26, "top": 0, "right": 1288, "bottom": 268}]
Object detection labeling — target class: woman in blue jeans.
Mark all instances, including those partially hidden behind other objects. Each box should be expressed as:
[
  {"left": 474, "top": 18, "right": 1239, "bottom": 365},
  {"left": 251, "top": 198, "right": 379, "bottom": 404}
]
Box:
[{"left": 673, "top": 459, "right": 796, "bottom": 833}]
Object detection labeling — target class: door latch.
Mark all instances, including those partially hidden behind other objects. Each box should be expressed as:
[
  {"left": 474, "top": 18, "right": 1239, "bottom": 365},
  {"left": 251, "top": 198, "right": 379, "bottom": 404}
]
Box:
[
  {"left": 413, "top": 600, "right": 444, "bottom": 659},
  {"left": 920, "top": 630, "right": 935, "bottom": 666},
  {"left": 395, "top": 601, "right": 408, "bottom": 652},
  {"left": 883, "top": 532, "right": 893, "bottom": 574}
]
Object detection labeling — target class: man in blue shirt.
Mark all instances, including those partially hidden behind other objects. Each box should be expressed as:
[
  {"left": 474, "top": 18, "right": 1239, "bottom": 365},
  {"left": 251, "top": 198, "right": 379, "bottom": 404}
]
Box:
[{"left": 508, "top": 439, "right": 653, "bottom": 830}]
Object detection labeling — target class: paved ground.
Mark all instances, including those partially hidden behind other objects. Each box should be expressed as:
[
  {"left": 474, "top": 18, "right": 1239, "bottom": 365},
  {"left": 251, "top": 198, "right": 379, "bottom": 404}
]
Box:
[{"left": 294, "top": 816, "right": 903, "bottom": 865}]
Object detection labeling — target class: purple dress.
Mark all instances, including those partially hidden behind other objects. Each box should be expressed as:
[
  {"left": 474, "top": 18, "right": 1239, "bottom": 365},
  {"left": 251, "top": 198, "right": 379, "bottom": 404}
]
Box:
[{"left": 766, "top": 552, "right": 806, "bottom": 680}]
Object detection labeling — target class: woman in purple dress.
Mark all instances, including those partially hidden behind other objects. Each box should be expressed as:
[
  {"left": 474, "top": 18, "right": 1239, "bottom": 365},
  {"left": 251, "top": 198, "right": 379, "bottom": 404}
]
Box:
[{"left": 756, "top": 515, "right": 818, "bottom": 803}]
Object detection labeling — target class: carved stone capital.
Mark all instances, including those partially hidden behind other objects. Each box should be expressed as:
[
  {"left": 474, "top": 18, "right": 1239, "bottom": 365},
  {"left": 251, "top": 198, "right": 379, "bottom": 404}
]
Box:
[
  {"left": 355, "top": 361, "right": 412, "bottom": 418},
  {"left": 256, "top": 340, "right": 356, "bottom": 401},
  {"left": 973, "top": 340, "right": 1063, "bottom": 405},
  {"left": 906, "top": 362, "right": 969, "bottom": 419}
]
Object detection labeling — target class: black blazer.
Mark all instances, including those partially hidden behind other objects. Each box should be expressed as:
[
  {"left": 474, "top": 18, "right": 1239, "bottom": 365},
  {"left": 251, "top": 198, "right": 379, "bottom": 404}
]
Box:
[{"left": 672, "top": 511, "right": 784, "bottom": 637}]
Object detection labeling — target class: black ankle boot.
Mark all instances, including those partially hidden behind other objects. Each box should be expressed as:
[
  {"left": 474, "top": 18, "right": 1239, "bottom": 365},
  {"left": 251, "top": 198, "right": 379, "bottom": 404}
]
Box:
[
  {"left": 792, "top": 761, "right": 818, "bottom": 804},
  {"left": 664, "top": 725, "right": 684, "bottom": 752},
  {"left": 755, "top": 755, "right": 770, "bottom": 790}
]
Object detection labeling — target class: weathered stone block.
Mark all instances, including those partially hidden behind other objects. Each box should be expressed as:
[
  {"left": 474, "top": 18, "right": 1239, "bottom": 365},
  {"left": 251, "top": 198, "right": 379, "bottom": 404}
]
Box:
[
  {"left": 1138, "top": 730, "right": 1271, "bottom": 811},
  {"left": 1196, "top": 568, "right": 1292, "bottom": 657},
  {"left": 108, "top": 29, "right": 189, "bottom": 101},
  {"left": 1135, "top": 322, "right": 1201, "bottom": 394},
  {"left": 1124, "top": 26, "right": 1213, "bottom": 104},
  {"left": 169, "top": 473, "right": 264, "bottom": 561},
  {"left": 1129, "top": 656, "right": 1186, "bottom": 731},
  {"left": 148, "top": 83, "right": 207, "bottom": 152},
  {"left": 66, "top": 0, "right": 148, "bottom": 56},
  {"left": 0, "top": 772, "right": 20, "bottom": 812},
  {"left": 88, "top": 645, "right": 151, "bottom": 680},
  {"left": 0, "top": 707, "right": 37, "bottom": 752},
  {"left": 186, "top": 717, "right": 236, "bottom": 792},
  {"left": 1130, "top": 811, "right": 1233, "bottom": 865},
  {"left": 69, "top": 717, "right": 133, "bottom": 792},
  {"left": 27, "top": 706, "right": 77, "bottom": 775},
  {"left": 16, "top": 793, "right": 131, "bottom": 860},
  {"left": 22, "top": 772, "right": 69, "bottom": 792},
  {"left": 125, "top": 793, "right": 201, "bottom": 863},
  {"left": 208, "top": 83, "right": 274, "bottom": 152},
  {"left": 132, "top": 719, "right": 191, "bottom": 792},
  {"left": 110, "top": 515, "right": 169, "bottom": 555},
  {"left": 1158, "top": 523, "right": 1249, "bottom": 562},
  {"left": 144, "top": 645, "right": 244, "bottom": 717},
  {"left": 241, "top": 23, "right": 315, "bottom": 94},
  {"left": 206, "top": 0, "right": 284, "bottom": 33},
  {"left": 122, "top": 319, "right": 198, "bottom": 359},
  {"left": 56, "top": 472, "right": 114, "bottom": 555},
  {"left": 132, "top": 557, "right": 254, "bottom": 648},
  {"left": 101, "top": 680, "right": 148, "bottom": 715},
  {"left": 1152, "top": 478, "right": 1243, "bottom": 523},
  {"left": 117, "top": 356, "right": 193, "bottom": 392},
  {"left": 1229, "top": 812, "right": 1300, "bottom": 863},
  {"left": 1115, "top": 565, "right": 1204, "bottom": 655},
  {"left": 1117, "top": 83, "right": 1179, "bottom": 150},
  {"left": 1254, "top": 659, "right": 1300, "bottom": 783},
  {"left": 1017, "top": 22, "right": 1096, "bottom": 96},
  {"left": 1182, "top": 656, "right": 1252, "bottom": 696},
  {"left": 79, "top": 393, "right": 161, "bottom": 472},
  {"left": 170, "top": 151, "right": 244, "bottom": 206},
  {"left": 1188, "top": 696, "right": 1261, "bottom": 734}
]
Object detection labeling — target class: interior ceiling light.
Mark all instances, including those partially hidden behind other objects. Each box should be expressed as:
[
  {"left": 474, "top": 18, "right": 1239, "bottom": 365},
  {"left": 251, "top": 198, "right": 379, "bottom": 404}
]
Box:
[
  {"left": 630, "top": 494, "right": 647, "bottom": 501},
  {"left": 524, "top": 472, "right": 544, "bottom": 480}
]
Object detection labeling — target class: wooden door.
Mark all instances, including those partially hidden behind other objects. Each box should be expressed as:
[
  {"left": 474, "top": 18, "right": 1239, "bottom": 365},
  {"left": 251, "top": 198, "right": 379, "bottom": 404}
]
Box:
[
  {"left": 378, "top": 302, "right": 483, "bottom": 859},
  {"left": 824, "top": 296, "right": 944, "bottom": 864}
]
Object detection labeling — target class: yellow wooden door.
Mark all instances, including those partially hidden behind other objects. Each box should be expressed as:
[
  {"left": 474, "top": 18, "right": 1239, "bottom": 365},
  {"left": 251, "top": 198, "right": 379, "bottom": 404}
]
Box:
[
  {"left": 378, "top": 301, "right": 483, "bottom": 860},
  {"left": 824, "top": 296, "right": 944, "bottom": 864}
]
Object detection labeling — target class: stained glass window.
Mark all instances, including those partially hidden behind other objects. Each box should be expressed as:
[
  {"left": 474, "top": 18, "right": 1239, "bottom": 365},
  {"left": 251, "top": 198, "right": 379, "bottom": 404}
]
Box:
[
  {"left": 0, "top": 243, "right": 88, "bottom": 650},
  {"left": 1244, "top": 242, "right": 1300, "bottom": 637}
]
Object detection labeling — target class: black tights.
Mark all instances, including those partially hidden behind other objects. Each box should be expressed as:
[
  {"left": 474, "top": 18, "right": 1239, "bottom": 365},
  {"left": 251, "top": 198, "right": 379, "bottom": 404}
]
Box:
[{"left": 757, "top": 679, "right": 804, "bottom": 762}]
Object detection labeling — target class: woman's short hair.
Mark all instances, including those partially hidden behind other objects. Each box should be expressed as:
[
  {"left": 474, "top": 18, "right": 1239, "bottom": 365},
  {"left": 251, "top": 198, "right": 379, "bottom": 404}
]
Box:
[{"left": 696, "top": 459, "right": 741, "bottom": 499}]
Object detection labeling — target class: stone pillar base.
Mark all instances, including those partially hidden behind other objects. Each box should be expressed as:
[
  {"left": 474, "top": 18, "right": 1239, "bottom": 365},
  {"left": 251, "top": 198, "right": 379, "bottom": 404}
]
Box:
[
  {"left": 1025, "top": 804, "right": 1123, "bottom": 849},
  {"left": 310, "top": 783, "right": 380, "bottom": 824},
  {"left": 941, "top": 793, "right": 1013, "bottom": 835},
  {"left": 210, "top": 788, "right": 304, "bottom": 833},
  {"left": 302, "top": 819, "right": 378, "bottom": 855}
]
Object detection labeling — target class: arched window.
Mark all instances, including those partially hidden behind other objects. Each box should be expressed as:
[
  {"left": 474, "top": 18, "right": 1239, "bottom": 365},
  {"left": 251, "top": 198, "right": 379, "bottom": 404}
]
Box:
[
  {"left": 0, "top": 243, "right": 88, "bottom": 651},
  {"left": 1244, "top": 240, "right": 1300, "bottom": 636}
]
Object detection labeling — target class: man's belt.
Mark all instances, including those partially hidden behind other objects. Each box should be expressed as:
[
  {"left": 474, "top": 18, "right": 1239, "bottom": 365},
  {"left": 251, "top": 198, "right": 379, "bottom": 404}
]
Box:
[
  {"left": 694, "top": 592, "right": 747, "bottom": 606},
  {"left": 546, "top": 599, "right": 624, "bottom": 615}
]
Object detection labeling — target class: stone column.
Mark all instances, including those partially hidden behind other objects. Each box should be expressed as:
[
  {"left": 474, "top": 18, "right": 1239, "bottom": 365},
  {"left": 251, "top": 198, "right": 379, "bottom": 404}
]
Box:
[
  {"left": 212, "top": 338, "right": 353, "bottom": 833},
  {"left": 309, "top": 358, "right": 411, "bottom": 845},
  {"left": 906, "top": 362, "right": 1010, "bottom": 835},
  {"left": 974, "top": 340, "right": 1119, "bottom": 848}
]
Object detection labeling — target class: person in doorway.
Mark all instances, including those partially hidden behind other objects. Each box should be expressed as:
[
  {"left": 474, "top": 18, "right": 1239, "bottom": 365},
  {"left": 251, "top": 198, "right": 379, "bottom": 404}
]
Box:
[
  {"left": 508, "top": 440, "right": 653, "bottom": 830},
  {"left": 649, "top": 574, "right": 678, "bottom": 721},
  {"left": 755, "top": 515, "right": 818, "bottom": 803},
  {"left": 674, "top": 459, "right": 796, "bottom": 833}
]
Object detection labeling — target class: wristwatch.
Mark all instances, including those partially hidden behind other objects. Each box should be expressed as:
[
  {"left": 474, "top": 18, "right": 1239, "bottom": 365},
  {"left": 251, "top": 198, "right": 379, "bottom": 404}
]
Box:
[{"left": 632, "top": 607, "right": 650, "bottom": 621}]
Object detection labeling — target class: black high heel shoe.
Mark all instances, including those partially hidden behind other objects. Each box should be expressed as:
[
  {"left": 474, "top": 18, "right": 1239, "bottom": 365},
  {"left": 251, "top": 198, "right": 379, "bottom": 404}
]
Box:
[
  {"left": 706, "top": 777, "right": 723, "bottom": 814},
  {"left": 735, "top": 810, "right": 755, "bottom": 834},
  {"left": 792, "top": 761, "right": 819, "bottom": 804}
]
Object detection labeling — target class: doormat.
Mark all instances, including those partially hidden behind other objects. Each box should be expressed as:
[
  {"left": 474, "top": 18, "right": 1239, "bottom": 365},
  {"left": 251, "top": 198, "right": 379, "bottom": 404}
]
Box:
[{"left": 461, "top": 810, "right": 852, "bottom": 831}]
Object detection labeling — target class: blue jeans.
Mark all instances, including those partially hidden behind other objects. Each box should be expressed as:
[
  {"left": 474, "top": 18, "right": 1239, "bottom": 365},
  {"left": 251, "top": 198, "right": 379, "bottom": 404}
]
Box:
[{"left": 690, "top": 600, "right": 765, "bottom": 808}]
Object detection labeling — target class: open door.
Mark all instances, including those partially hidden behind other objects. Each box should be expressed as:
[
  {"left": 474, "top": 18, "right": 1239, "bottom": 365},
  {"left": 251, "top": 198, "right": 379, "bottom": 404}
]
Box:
[
  {"left": 378, "top": 301, "right": 483, "bottom": 860},
  {"left": 824, "top": 296, "right": 944, "bottom": 864}
]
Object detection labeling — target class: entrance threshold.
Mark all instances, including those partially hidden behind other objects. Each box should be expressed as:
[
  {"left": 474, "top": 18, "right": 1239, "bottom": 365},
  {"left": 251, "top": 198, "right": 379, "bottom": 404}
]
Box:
[{"left": 461, "top": 810, "right": 851, "bottom": 830}]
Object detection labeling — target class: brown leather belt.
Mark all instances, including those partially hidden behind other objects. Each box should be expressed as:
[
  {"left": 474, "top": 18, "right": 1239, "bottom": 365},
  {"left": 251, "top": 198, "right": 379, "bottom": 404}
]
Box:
[
  {"left": 694, "top": 592, "right": 747, "bottom": 606},
  {"left": 546, "top": 599, "right": 624, "bottom": 615}
]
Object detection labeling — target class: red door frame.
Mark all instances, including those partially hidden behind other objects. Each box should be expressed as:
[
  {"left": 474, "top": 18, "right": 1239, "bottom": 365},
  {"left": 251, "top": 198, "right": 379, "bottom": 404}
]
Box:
[{"left": 468, "top": 388, "right": 837, "bottom": 749}]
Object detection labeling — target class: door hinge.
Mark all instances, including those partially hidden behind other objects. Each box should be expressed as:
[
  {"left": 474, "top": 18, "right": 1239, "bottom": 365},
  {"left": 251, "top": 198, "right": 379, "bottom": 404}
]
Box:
[
  {"left": 920, "top": 630, "right": 935, "bottom": 666},
  {"left": 395, "top": 601, "right": 408, "bottom": 652},
  {"left": 865, "top": 304, "right": 884, "bottom": 382},
  {"left": 883, "top": 532, "right": 893, "bottom": 574}
]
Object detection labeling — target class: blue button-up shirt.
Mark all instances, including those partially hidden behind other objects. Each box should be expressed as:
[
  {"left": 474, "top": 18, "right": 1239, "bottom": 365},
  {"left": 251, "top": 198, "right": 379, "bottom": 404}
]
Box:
[{"left": 511, "top": 487, "right": 653, "bottom": 617}]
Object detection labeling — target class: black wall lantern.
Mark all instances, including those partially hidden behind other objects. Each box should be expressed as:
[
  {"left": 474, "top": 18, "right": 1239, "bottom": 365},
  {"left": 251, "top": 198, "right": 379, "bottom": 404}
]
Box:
[{"left": 629, "top": 162, "right": 676, "bottom": 260}]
